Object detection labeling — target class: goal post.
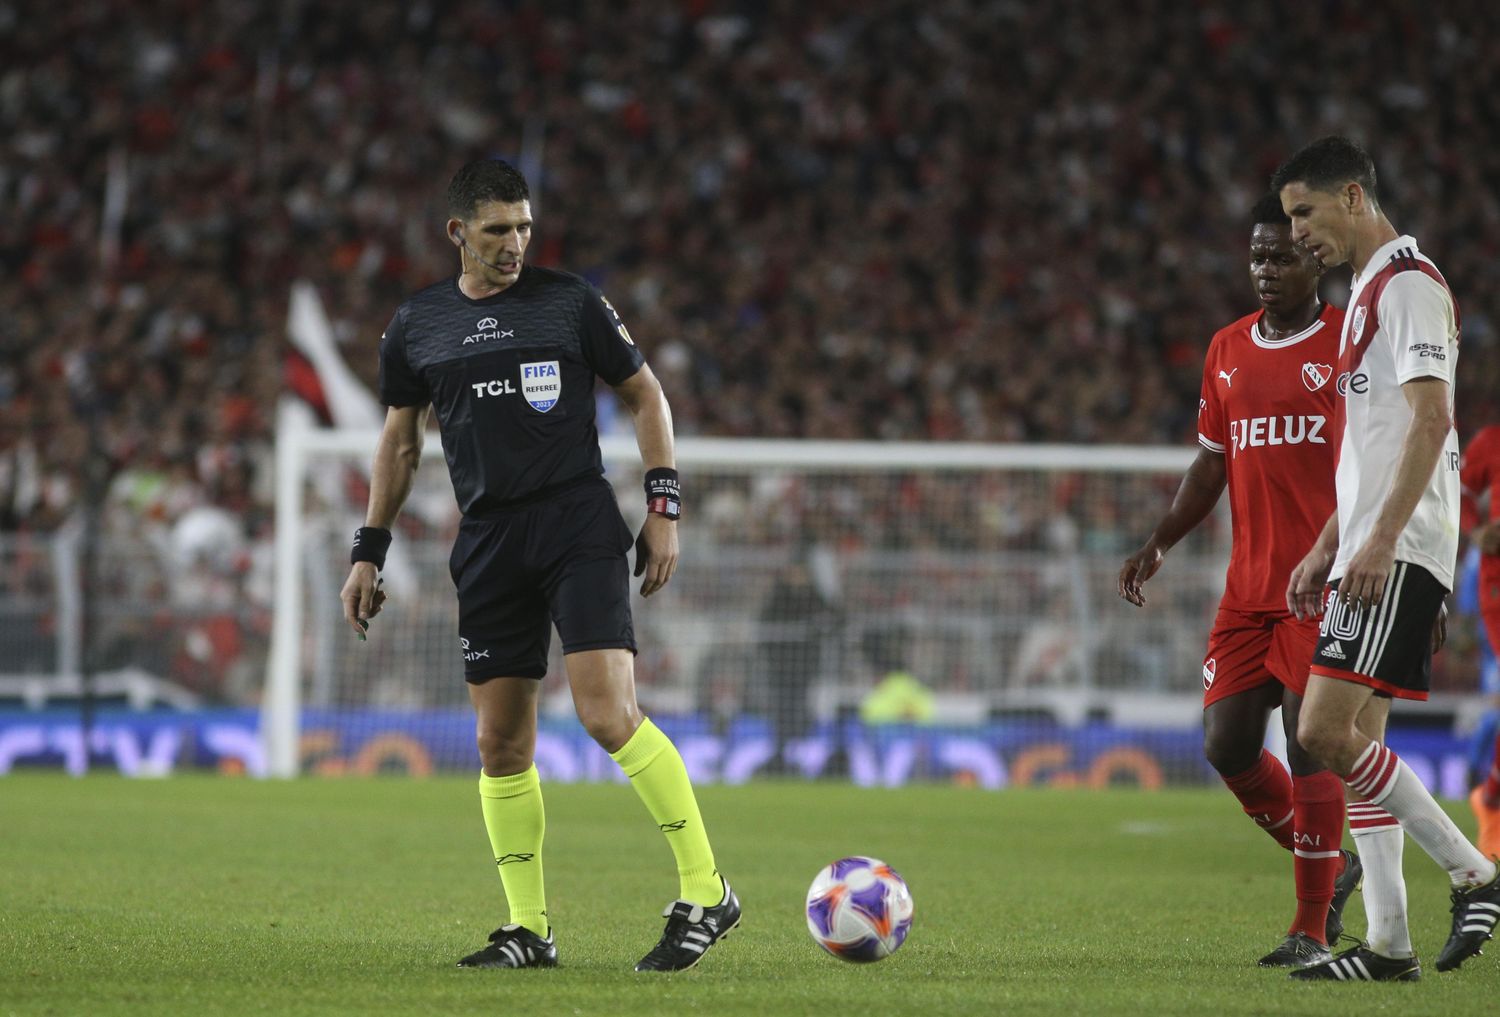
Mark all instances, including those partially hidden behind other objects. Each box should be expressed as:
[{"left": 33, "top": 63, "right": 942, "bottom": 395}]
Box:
[{"left": 264, "top": 412, "right": 1219, "bottom": 779}]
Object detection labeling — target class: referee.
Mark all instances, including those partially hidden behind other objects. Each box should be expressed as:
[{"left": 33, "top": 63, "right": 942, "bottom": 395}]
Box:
[{"left": 339, "top": 159, "right": 739, "bottom": 972}]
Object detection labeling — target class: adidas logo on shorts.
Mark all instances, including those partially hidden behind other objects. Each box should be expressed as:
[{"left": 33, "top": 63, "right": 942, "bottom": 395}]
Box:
[{"left": 1323, "top": 640, "right": 1347, "bottom": 661}]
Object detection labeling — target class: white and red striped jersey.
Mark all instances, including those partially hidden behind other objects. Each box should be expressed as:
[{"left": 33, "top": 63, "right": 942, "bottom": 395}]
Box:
[
  {"left": 1197, "top": 304, "right": 1343, "bottom": 611},
  {"left": 1332, "top": 235, "right": 1461, "bottom": 590}
]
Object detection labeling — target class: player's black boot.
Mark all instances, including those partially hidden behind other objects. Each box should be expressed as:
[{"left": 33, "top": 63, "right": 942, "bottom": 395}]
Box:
[
  {"left": 1258, "top": 932, "right": 1332, "bottom": 968},
  {"left": 635, "top": 877, "right": 741, "bottom": 972},
  {"left": 456, "top": 924, "right": 558, "bottom": 969},
  {"left": 1435, "top": 864, "right": 1500, "bottom": 972},
  {"left": 1325, "top": 849, "right": 1363, "bottom": 942},
  {"left": 1289, "top": 944, "right": 1421, "bottom": 982}
]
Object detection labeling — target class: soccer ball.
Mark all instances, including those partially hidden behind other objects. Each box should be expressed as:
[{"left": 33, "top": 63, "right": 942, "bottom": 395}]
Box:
[{"left": 804, "top": 856, "right": 913, "bottom": 962}]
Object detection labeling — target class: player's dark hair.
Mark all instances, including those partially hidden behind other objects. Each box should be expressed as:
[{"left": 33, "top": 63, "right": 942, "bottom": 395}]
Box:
[
  {"left": 447, "top": 159, "right": 530, "bottom": 220},
  {"left": 1270, "top": 136, "right": 1379, "bottom": 207},
  {"left": 1251, "top": 193, "right": 1290, "bottom": 227}
]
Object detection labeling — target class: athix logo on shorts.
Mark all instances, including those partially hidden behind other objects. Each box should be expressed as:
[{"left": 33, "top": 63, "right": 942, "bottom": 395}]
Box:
[
  {"left": 461, "top": 637, "right": 490, "bottom": 662},
  {"left": 1227, "top": 415, "right": 1327, "bottom": 456},
  {"left": 1302, "top": 363, "right": 1332, "bottom": 392},
  {"left": 464, "top": 317, "right": 516, "bottom": 345},
  {"left": 520, "top": 361, "right": 561, "bottom": 412},
  {"left": 1202, "top": 657, "right": 1216, "bottom": 690}
]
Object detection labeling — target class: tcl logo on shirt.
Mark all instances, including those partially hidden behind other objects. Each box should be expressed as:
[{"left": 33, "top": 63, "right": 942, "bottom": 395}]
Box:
[
  {"left": 1228, "top": 415, "right": 1328, "bottom": 456},
  {"left": 471, "top": 379, "right": 517, "bottom": 398}
]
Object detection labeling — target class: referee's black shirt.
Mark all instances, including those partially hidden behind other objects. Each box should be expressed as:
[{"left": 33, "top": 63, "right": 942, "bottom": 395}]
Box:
[{"left": 378, "top": 266, "right": 646, "bottom": 516}]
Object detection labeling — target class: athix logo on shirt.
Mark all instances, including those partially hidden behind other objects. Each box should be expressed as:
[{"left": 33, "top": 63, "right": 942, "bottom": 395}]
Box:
[
  {"left": 1218, "top": 369, "right": 1238, "bottom": 387},
  {"left": 520, "top": 361, "right": 561, "bottom": 412},
  {"left": 1227, "top": 415, "right": 1328, "bottom": 456},
  {"left": 1302, "top": 363, "right": 1332, "bottom": 392},
  {"left": 464, "top": 317, "right": 516, "bottom": 345}
]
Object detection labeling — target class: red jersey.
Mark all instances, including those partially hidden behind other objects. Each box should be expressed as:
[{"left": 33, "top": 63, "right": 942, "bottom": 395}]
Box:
[
  {"left": 1197, "top": 304, "right": 1344, "bottom": 611},
  {"left": 1461, "top": 425, "right": 1500, "bottom": 601}
]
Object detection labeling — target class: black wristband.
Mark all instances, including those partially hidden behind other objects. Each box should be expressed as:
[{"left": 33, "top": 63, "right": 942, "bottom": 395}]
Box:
[
  {"left": 351, "top": 526, "right": 392, "bottom": 569},
  {"left": 644, "top": 468, "right": 681, "bottom": 520}
]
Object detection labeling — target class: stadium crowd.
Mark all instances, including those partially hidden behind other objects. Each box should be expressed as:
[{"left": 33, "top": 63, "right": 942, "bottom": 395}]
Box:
[{"left": 2, "top": 0, "right": 1498, "bottom": 698}]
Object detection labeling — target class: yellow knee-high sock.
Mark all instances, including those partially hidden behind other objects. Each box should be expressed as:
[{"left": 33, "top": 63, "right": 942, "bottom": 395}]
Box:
[
  {"left": 611, "top": 718, "right": 723, "bottom": 906},
  {"left": 478, "top": 765, "right": 548, "bottom": 936}
]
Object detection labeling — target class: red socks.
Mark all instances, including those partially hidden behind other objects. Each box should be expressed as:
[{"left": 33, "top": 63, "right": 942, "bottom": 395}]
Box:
[
  {"left": 1289, "top": 770, "right": 1346, "bottom": 943},
  {"left": 1223, "top": 750, "right": 1295, "bottom": 851},
  {"left": 1224, "top": 753, "right": 1347, "bottom": 944}
]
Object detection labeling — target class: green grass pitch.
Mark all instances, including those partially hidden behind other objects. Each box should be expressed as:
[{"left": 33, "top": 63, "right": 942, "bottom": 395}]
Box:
[{"left": 2, "top": 776, "right": 1495, "bottom": 1016}]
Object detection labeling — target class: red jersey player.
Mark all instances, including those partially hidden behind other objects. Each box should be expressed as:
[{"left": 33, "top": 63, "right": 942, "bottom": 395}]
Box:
[
  {"left": 1460, "top": 424, "right": 1500, "bottom": 857},
  {"left": 1119, "top": 194, "right": 1358, "bottom": 968}
]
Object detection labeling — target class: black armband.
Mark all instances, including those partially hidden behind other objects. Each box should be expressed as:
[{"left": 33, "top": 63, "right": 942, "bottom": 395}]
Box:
[
  {"left": 351, "top": 526, "right": 392, "bottom": 569},
  {"left": 644, "top": 468, "right": 681, "bottom": 521}
]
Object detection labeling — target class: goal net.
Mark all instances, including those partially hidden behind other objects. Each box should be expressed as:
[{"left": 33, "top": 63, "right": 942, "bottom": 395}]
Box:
[{"left": 264, "top": 415, "right": 1225, "bottom": 782}]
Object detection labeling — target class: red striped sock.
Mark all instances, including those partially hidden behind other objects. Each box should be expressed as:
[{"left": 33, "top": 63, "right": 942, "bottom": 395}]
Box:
[
  {"left": 1223, "top": 749, "right": 1295, "bottom": 851},
  {"left": 1348, "top": 798, "right": 1402, "bottom": 834},
  {"left": 1484, "top": 733, "right": 1500, "bottom": 809},
  {"left": 1345, "top": 742, "right": 1400, "bottom": 803},
  {"left": 1289, "top": 771, "right": 1345, "bottom": 943},
  {"left": 1348, "top": 742, "right": 1494, "bottom": 886}
]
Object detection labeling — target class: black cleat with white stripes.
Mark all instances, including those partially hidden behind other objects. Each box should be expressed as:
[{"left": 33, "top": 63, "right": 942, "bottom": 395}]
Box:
[
  {"left": 635, "top": 877, "right": 741, "bottom": 972},
  {"left": 456, "top": 924, "right": 558, "bottom": 969},
  {"left": 1436, "top": 865, "right": 1500, "bottom": 972},
  {"left": 1289, "top": 944, "right": 1421, "bottom": 982}
]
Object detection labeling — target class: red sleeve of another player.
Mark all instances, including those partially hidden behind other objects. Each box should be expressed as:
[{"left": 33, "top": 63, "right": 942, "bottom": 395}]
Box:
[
  {"left": 1462, "top": 427, "right": 1498, "bottom": 529},
  {"left": 1197, "top": 341, "right": 1226, "bottom": 453}
]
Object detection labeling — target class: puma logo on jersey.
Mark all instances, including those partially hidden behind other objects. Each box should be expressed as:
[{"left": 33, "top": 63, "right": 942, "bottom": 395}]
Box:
[
  {"left": 1218, "top": 369, "right": 1238, "bottom": 386},
  {"left": 1228, "top": 415, "right": 1327, "bottom": 455}
]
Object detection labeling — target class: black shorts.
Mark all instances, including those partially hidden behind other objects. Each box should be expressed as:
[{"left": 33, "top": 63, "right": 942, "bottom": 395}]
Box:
[
  {"left": 1309, "top": 561, "right": 1447, "bottom": 702},
  {"left": 450, "top": 480, "right": 637, "bottom": 682}
]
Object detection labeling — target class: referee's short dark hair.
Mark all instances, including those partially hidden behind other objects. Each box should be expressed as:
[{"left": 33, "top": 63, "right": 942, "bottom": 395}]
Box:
[
  {"left": 1270, "top": 136, "right": 1379, "bottom": 207},
  {"left": 447, "top": 159, "right": 531, "bottom": 219},
  {"left": 1251, "top": 192, "right": 1290, "bottom": 227}
]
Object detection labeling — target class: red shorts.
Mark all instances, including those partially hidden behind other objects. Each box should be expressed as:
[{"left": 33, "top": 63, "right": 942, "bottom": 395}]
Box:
[{"left": 1202, "top": 607, "right": 1320, "bottom": 708}]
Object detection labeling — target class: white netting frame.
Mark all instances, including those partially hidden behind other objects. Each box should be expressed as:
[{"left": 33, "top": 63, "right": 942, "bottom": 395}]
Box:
[{"left": 263, "top": 411, "right": 1223, "bottom": 776}]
